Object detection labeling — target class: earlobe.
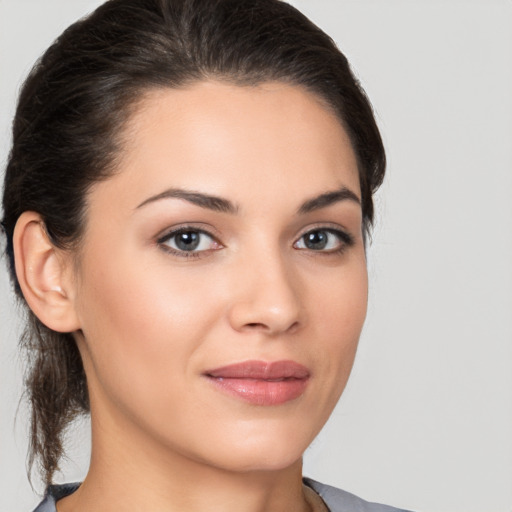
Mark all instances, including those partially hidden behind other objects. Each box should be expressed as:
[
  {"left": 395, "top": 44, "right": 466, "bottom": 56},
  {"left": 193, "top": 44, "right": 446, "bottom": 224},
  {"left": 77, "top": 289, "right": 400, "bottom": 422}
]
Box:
[{"left": 13, "top": 211, "right": 81, "bottom": 333}]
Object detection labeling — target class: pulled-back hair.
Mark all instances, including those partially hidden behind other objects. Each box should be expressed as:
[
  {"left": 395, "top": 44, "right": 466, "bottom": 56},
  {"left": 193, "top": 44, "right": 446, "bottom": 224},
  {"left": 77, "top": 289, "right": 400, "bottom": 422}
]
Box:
[{"left": 1, "top": 0, "right": 385, "bottom": 486}]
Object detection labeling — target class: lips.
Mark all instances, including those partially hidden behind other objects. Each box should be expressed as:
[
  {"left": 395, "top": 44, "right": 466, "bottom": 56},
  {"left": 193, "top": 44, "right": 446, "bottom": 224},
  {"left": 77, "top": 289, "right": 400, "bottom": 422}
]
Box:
[{"left": 204, "top": 360, "right": 310, "bottom": 405}]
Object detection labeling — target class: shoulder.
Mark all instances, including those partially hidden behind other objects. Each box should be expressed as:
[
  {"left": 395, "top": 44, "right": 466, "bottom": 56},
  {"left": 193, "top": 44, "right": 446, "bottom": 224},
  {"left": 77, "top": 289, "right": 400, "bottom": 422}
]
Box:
[
  {"left": 32, "top": 483, "right": 80, "bottom": 512},
  {"left": 304, "top": 478, "right": 414, "bottom": 512}
]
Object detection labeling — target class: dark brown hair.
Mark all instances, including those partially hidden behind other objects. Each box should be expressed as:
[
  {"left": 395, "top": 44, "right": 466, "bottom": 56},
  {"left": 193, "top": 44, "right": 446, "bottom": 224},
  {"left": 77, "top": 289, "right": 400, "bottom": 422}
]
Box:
[{"left": 1, "top": 0, "right": 385, "bottom": 486}]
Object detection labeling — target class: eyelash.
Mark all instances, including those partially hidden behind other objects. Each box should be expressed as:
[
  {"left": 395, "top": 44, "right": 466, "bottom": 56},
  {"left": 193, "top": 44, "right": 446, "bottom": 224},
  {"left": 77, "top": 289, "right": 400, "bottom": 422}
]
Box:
[
  {"left": 156, "top": 225, "right": 354, "bottom": 259},
  {"left": 157, "top": 226, "right": 220, "bottom": 259},
  {"left": 294, "top": 227, "right": 354, "bottom": 255}
]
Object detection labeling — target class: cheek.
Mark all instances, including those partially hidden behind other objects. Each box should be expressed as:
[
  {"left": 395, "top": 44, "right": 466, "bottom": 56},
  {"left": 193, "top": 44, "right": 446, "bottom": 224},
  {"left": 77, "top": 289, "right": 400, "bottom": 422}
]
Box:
[
  {"left": 73, "top": 247, "right": 222, "bottom": 407},
  {"left": 309, "top": 257, "right": 368, "bottom": 394},
  {"left": 314, "top": 253, "right": 368, "bottom": 331},
  {"left": 78, "top": 243, "right": 215, "bottom": 339}
]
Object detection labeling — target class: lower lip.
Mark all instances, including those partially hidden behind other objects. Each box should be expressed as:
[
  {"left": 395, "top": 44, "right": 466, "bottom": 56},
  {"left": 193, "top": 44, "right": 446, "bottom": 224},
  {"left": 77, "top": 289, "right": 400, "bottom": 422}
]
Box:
[{"left": 206, "top": 376, "right": 309, "bottom": 405}]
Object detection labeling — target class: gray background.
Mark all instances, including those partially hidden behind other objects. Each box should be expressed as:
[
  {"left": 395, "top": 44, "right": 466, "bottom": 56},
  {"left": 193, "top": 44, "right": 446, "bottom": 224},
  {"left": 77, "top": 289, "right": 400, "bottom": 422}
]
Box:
[{"left": 1, "top": 1, "right": 511, "bottom": 511}]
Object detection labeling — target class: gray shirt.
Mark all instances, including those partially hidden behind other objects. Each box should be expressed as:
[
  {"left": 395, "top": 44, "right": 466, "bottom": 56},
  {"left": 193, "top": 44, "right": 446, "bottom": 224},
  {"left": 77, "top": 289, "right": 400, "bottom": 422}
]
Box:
[{"left": 33, "top": 478, "right": 412, "bottom": 511}]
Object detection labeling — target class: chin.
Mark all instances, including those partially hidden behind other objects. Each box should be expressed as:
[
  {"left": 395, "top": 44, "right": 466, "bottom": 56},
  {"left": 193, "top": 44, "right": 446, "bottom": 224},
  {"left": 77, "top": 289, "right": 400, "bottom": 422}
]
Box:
[
  {"left": 207, "top": 448, "right": 304, "bottom": 474},
  {"left": 190, "top": 422, "right": 314, "bottom": 474}
]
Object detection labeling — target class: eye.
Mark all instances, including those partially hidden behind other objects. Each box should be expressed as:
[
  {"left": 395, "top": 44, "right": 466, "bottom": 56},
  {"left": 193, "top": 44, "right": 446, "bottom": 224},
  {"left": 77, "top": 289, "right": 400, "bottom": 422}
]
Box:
[
  {"left": 158, "top": 228, "right": 220, "bottom": 256},
  {"left": 294, "top": 228, "right": 353, "bottom": 253}
]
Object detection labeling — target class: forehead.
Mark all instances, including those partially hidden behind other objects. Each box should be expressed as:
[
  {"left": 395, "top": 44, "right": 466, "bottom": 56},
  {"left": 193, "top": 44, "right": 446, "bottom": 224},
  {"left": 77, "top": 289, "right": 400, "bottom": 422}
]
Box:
[{"left": 92, "top": 81, "right": 360, "bottom": 211}]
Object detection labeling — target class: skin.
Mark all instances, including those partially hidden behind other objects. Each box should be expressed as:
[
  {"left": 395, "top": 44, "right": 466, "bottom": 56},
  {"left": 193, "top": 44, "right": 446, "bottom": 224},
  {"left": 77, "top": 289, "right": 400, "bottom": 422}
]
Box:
[{"left": 17, "top": 81, "right": 368, "bottom": 512}]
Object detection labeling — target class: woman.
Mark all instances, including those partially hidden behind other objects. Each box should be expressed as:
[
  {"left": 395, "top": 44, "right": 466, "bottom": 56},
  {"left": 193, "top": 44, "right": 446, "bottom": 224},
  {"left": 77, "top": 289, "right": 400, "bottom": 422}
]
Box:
[{"left": 1, "top": 0, "right": 410, "bottom": 510}]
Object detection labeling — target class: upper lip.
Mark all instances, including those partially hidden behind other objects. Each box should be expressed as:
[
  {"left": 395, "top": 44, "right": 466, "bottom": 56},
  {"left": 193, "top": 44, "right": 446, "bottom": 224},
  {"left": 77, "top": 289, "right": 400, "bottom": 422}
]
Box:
[{"left": 204, "top": 360, "right": 310, "bottom": 380}]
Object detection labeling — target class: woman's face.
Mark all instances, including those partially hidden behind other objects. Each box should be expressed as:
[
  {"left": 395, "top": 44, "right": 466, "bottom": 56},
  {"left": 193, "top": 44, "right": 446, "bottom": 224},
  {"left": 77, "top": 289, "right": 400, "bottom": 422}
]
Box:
[{"left": 72, "top": 81, "right": 367, "bottom": 472}]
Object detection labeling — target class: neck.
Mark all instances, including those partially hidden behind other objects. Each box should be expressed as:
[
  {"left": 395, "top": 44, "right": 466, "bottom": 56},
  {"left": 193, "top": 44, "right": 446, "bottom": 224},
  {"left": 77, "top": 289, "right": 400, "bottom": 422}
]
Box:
[{"left": 57, "top": 402, "right": 310, "bottom": 512}]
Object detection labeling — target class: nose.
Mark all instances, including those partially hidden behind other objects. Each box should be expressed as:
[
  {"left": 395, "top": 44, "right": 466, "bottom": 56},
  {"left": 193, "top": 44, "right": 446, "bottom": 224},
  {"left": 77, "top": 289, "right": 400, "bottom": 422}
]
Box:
[{"left": 227, "top": 253, "right": 303, "bottom": 336}]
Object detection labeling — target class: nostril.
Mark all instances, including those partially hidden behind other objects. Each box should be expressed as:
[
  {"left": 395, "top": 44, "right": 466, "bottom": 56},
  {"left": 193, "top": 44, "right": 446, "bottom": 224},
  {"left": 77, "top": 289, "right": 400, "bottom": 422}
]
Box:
[
  {"left": 228, "top": 291, "right": 303, "bottom": 335},
  {"left": 243, "top": 320, "right": 300, "bottom": 334},
  {"left": 287, "top": 321, "right": 300, "bottom": 334},
  {"left": 246, "top": 322, "right": 265, "bottom": 328}
]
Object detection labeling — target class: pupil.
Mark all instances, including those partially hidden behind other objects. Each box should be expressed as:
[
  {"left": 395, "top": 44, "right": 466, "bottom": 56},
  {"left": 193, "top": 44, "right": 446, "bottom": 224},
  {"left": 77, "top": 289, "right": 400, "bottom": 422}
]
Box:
[
  {"left": 305, "top": 231, "right": 327, "bottom": 250},
  {"left": 176, "top": 231, "right": 200, "bottom": 251}
]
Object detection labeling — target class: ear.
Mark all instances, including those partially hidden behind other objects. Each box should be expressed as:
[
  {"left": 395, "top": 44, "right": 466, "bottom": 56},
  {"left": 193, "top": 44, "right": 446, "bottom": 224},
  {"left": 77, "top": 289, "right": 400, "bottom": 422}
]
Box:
[{"left": 13, "top": 211, "right": 81, "bottom": 333}]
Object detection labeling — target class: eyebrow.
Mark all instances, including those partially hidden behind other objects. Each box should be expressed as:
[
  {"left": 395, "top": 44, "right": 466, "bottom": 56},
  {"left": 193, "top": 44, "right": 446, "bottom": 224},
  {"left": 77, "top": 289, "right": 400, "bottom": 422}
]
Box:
[
  {"left": 136, "top": 189, "right": 238, "bottom": 213},
  {"left": 297, "top": 186, "right": 361, "bottom": 214},
  {"left": 136, "top": 185, "right": 360, "bottom": 214}
]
